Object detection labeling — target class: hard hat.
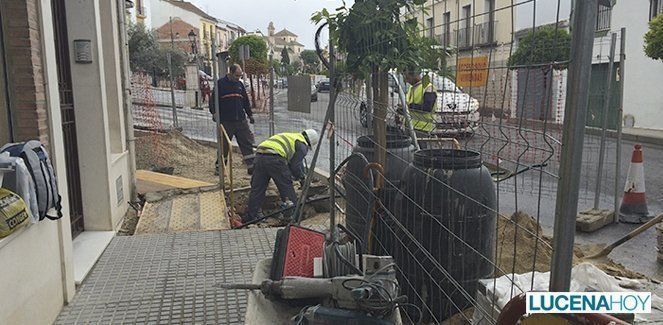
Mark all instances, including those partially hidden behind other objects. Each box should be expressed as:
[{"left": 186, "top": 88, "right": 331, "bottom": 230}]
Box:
[{"left": 302, "top": 129, "right": 319, "bottom": 147}]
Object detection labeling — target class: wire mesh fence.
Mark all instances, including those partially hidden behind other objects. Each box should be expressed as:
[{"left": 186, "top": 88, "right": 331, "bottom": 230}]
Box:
[
  {"left": 276, "top": 0, "right": 622, "bottom": 323},
  {"left": 128, "top": 0, "right": 624, "bottom": 321}
]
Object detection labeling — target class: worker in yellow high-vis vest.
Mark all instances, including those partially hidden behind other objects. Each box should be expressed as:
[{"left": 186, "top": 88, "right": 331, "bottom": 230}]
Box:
[
  {"left": 405, "top": 70, "right": 438, "bottom": 134},
  {"left": 244, "top": 129, "right": 320, "bottom": 223}
]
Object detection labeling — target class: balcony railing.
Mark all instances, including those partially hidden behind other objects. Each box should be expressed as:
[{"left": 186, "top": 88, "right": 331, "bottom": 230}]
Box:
[
  {"left": 455, "top": 21, "right": 497, "bottom": 49},
  {"left": 596, "top": 5, "right": 611, "bottom": 31},
  {"left": 439, "top": 31, "right": 452, "bottom": 48}
]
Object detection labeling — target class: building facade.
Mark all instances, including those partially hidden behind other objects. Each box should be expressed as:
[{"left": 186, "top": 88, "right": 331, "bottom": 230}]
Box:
[
  {"left": 410, "top": 0, "right": 514, "bottom": 114},
  {"left": 0, "top": 0, "right": 134, "bottom": 323},
  {"left": 150, "top": 0, "right": 218, "bottom": 71},
  {"left": 591, "top": 0, "right": 663, "bottom": 130},
  {"left": 265, "top": 22, "right": 305, "bottom": 63},
  {"left": 127, "top": 0, "right": 152, "bottom": 27}
]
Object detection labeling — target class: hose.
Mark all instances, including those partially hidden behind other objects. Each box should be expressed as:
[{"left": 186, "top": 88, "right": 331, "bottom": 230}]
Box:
[{"left": 236, "top": 194, "right": 339, "bottom": 229}]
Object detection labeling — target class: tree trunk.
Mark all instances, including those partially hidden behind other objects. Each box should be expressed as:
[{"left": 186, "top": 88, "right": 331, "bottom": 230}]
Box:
[
  {"left": 249, "top": 74, "right": 256, "bottom": 107},
  {"left": 372, "top": 68, "right": 389, "bottom": 173}
]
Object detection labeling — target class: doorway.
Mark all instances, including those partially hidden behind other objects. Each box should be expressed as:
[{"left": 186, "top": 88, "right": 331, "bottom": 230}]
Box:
[{"left": 52, "top": 0, "right": 85, "bottom": 237}]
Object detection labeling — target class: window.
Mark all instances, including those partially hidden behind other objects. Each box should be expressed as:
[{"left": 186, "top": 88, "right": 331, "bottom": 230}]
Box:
[
  {"left": 136, "top": 0, "right": 144, "bottom": 16},
  {"left": 443, "top": 12, "right": 451, "bottom": 46},
  {"left": 596, "top": 4, "right": 611, "bottom": 31},
  {"left": 651, "top": 0, "right": 663, "bottom": 20},
  {"left": 426, "top": 17, "right": 434, "bottom": 38},
  {"left": 460, "top": 5, "right": 472, "bottom": 47},
  {"left": 484, "top": 0, "right": 495, "bottom": 43}
]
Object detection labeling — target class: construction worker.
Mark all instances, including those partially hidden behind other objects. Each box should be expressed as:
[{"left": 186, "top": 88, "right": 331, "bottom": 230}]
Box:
[
  {"left": 404, "top": 70, "right": 437, "bottom": 134},
  {"left": 210, "top": 64, "right": 255, "bottom": 175},
  {"left": 244, "top": 129, "right": 320, "bottom": 223}
]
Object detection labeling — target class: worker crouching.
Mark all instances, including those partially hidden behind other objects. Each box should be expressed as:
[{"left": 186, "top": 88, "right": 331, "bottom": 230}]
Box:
[{"left": 244, "top": 129, "right": 320, "bottom": 223}]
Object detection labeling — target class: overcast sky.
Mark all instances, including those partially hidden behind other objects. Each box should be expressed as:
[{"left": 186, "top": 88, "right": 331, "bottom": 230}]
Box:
[
  {"left": 190, "top": 0, "right": 351, "bottom": 49},
  {"left": 189, "top": 0, "right": 570, "bottom": 49}
]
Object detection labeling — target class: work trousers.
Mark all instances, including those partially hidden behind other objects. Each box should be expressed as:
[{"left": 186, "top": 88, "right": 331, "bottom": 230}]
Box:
[
  {"left": 216, "top": 120, "right": 255, "bottom": 170},
  {"left": 246, "top": 154, "right": 298, "bottom": 221}
]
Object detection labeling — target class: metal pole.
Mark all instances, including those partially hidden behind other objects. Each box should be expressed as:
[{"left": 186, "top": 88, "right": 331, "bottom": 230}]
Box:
[
  {"left": 550, "top": 0, "right": 598, "bottom": 292},
  {"left": 392, "top": 72, "right": 419, "bottom": 150},
  {"left": 593, "top": 33, "right": 617, "bottom": 210},
  {"left": 365, "top": 75, "right": 373, "bottom": 130},
  {"left": 328, "top": 37, "right": 337, "bottom": 239},
  {"left": 614, "top": 27, "right": 626, "bottom": 223},
  {"left": 269, "top": 51, "right": 275, "bottom": 136},
  {"left": 212, "top": 38, "right": 224, "bottom": 189},
  {"left": 167, "top": 52, "right": 179, "bottom": 129},
  {"left": 117, "top": 0, "right": 137, "bottom": 201}
]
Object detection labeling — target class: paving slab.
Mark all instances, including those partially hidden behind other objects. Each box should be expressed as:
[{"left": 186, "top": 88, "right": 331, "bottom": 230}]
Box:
[
  {"left": 55, "top": 229, "right": 278, "bottom": 324},
  {"left": 135, "top": 190, "right": 230, "bottom": 234},
  {"left": 576, "top": 208, "right": 616, "bottom": 232},
  {"left": 136, "top": 170, "right": 214, "bottom": 195}
]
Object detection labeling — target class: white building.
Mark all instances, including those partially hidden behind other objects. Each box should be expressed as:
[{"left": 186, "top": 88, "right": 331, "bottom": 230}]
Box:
[
  {"left": 592, "top": 0, "right": 663, "bottom": 130},
  {"left": 0, "top": 0, "right": 134, "bottom": 323}
]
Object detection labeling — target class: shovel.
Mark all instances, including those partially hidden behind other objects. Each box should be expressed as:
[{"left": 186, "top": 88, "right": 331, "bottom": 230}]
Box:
[{"left": 584, "top": 213, "right": 663, "bottom": 259}]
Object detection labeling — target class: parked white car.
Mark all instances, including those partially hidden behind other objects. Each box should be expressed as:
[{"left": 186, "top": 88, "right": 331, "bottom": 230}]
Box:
[
  {"left": 428, "top": 73, "right": 480, "bottom": 136},
  {"left": 359, "top": 72, "right": 480, "bottom": 137}
]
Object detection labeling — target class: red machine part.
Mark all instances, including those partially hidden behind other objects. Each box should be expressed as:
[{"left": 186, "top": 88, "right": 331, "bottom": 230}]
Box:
[{"left": 280, "top": 225, "right": 326, "bottom": 278}]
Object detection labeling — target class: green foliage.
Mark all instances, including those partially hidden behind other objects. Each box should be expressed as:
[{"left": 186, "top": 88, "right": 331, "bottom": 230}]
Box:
[
  {"left": 281, "top": 47, "right": 291, "bottom": 65},
  {"left": 128, "top": 23, "right": 158, "bottom": 72},
  {"left": 127, "top": 23, "right": 186, "bottom": 78},
  {"left": 508, "top": 26, "right": 571, "bottom": 70},
  {"left": 644, "top": 14, "right": 663, "bottom": 62},
  {"left": 300, "top": 50, "right": 321, "bottom": 73},
  {"left": 228, "top": 35, "right": 268, "bottom": 65},
  {"left": 312, "top": 0, "right": 432, "bottom": 77}
]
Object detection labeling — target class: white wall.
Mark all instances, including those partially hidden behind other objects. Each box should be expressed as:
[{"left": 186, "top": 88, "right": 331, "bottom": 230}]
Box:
[
  {"left": 0, "top": 0, "right": 75, "bottom": 324},
  {"left": 65, "top": 0, "right": 131, "bottom": 231},
  {"left": 150, "top": 0, "right": 200, "bottom": 30},
  {"left": 607, "top": 0, "right": 663, "bottom": 130}
]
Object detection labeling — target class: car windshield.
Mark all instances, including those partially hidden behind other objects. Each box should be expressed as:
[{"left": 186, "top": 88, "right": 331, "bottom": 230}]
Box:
[{"left": 431, "top": 75, "right": 462, "bottom": 93}]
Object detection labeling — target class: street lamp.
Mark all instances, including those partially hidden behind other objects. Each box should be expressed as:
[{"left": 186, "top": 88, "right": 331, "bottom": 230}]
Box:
[{"left": 188, "top": 29, "right": 197, "bottom": 55}]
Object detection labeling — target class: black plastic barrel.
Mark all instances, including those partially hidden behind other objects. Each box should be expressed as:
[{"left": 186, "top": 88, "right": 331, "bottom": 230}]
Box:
[
  {"left": 342, "top": 133, "right": 415, "bottom": 253},
  {"left": 394, "top": 149, "right": 496, "bottom": 322}
]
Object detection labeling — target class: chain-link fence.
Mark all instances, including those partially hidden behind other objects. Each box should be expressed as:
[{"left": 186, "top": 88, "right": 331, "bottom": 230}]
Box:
[{"left": 272, "top": 0, "right": 623, "bottom": 323}]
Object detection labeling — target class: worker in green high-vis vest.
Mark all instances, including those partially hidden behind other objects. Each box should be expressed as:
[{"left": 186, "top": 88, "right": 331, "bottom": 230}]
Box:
[
  {"left": 404, "top": 70, "right": 438, "bottom": 134},
  {"left": 244, "top": 129, "right": 320, "bottom": 223}
]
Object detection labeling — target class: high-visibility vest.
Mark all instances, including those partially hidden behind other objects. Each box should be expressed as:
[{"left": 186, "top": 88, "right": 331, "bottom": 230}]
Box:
[
  {"left": 406, "top": 80, "right": 437, "bottom": 133},
  {"left": 257, "top": 132, "right": 307, "bottom": 160}
]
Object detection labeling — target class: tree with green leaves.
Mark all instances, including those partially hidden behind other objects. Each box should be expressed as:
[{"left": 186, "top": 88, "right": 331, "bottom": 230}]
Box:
[
  {"left": 228, "top": 35, "right": 269, "bottom": 106},
  {"left": 644, "top": 14, "right": 663, "bottom": 62},
  {"left": 128, "top": 23, "right": 186, "bottom": 80},
  {"left": 300, "top": 49, "right": 321, "bottom": 74},
  {"left": 508, "top": 26, "right": 571, "bottom": 69},
  {"left": 312, "top": 0, "right": 440, "bottom": 166},
  {"left": 508, "top": 25, "right": 571, "bottom": 120},
  {"left": 281, "top": 47, "right": 291, "bottom": 66}
]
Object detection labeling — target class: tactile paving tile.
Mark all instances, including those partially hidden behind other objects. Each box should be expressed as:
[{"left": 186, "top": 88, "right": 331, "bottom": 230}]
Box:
[
  {"left": 134, "top": 200, "right": 173, "bottom": 234},
  {"left": 199, "top": 190, "right": 230, "bottom": 230},
  {"left": 55, "top": 228, "right": 278, "bottom": 324},
  {"left": 168, "top": 194, "right": 200, "bottom": 232}
]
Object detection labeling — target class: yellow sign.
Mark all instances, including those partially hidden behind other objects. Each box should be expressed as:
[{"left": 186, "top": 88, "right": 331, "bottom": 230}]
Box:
[{"left": 457, "top": 56, "right": 489, "bottom": 87}]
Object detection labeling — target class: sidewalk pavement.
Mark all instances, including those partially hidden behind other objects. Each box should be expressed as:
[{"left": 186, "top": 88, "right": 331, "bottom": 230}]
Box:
[
  {"left": 56, "top": 229, "right": 277, "bottom": 324},
  {"left": 586, "top": 127, "right": 663, "bottom": 146}
]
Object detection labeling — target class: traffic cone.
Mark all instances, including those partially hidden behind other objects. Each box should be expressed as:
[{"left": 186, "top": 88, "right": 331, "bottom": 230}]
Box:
[{"left": 620, "top": 144, "right": 650, "bottom": 223}]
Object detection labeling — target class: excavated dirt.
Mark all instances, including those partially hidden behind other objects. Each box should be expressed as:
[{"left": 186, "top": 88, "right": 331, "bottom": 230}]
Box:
[
  {"left": 495, "top": 211, "right": 556, "bottom": 275},
  {"left": 496, "top": 211, "right": 645, "bottom": 279},
  {"left": 135, "top": 131, "right": 251, "bottom": 188}
]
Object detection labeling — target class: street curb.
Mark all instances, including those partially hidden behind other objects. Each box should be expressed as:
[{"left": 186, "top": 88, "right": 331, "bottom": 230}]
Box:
[{"left": 585, "top": 127, "right": 663, "bottom": 147}]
